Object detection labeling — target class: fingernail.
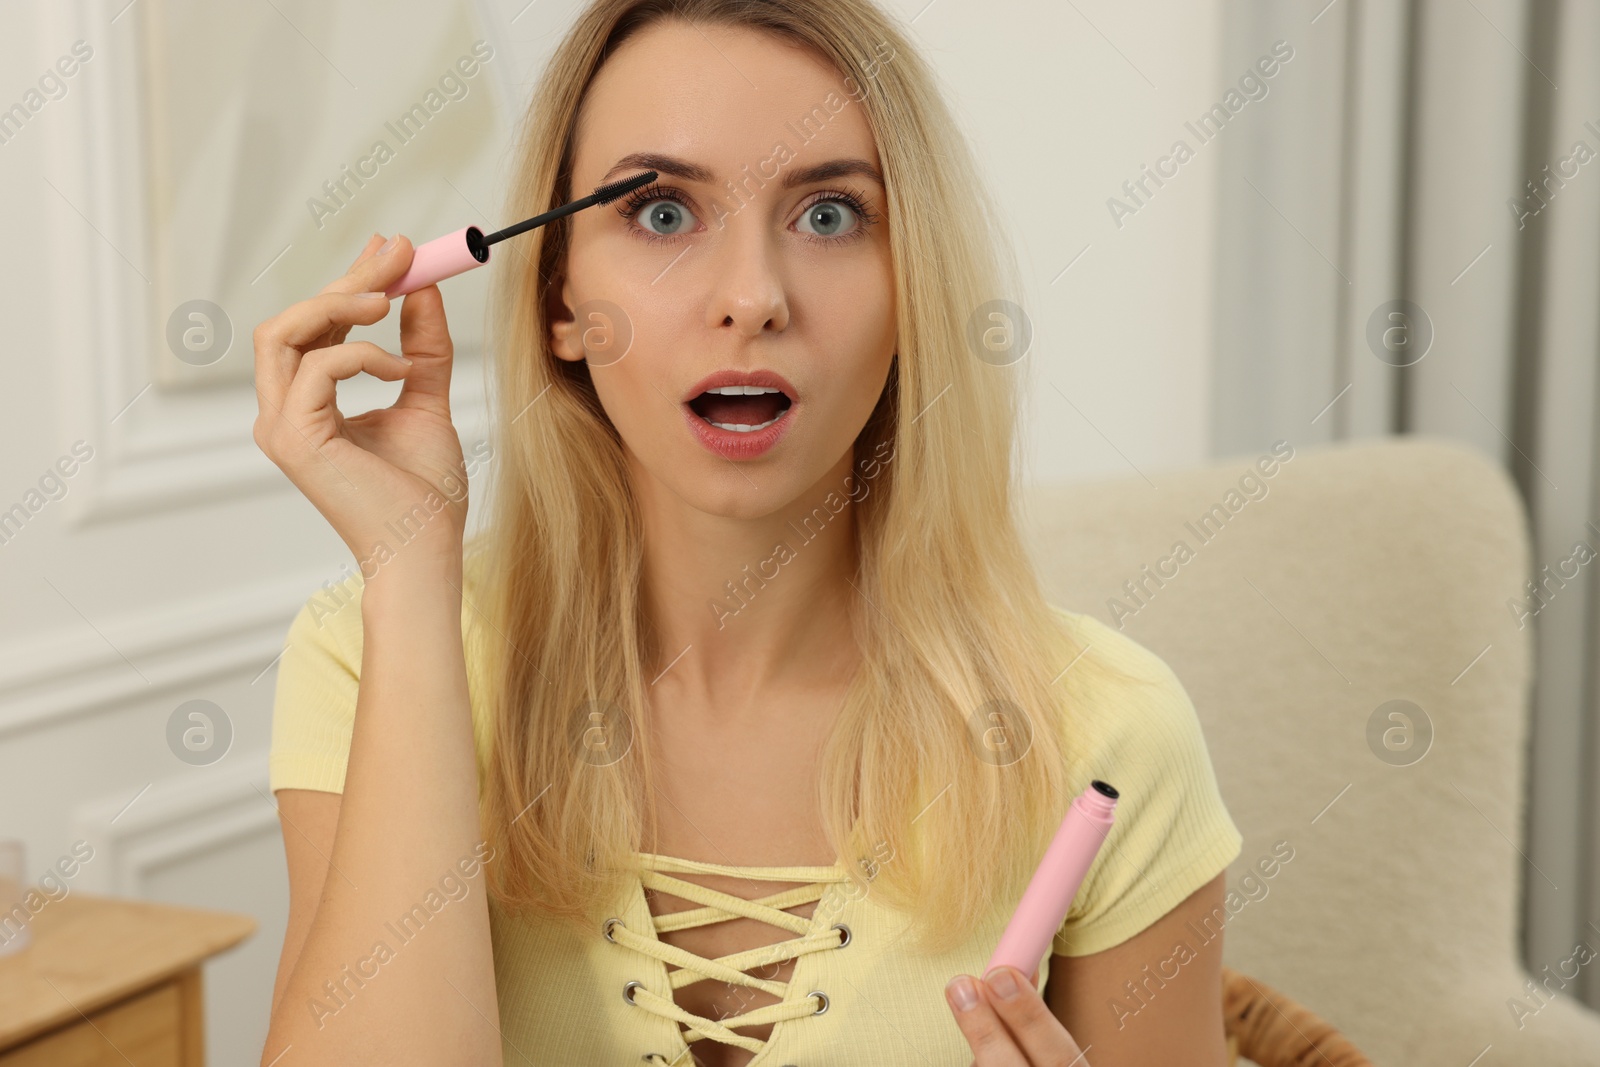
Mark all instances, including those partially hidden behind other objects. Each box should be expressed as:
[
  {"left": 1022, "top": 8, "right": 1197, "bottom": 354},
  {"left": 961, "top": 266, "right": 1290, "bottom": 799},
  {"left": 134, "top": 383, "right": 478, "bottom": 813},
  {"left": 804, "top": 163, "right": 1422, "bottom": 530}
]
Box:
[
  {"left": 353, "top": 291, "right": 388, "bottom": 299},
  {"left": 985, "top": 967, "right": 1020, "bottom": 1000},
  {"left": 946, "top": 975, "right": 978, "bottom": 1012},
  {"left": 377, "top": 234, "right": 399, "bottom": 256},
  {"left": 391, "top": 351, "right": 413, "bottom": 364}
]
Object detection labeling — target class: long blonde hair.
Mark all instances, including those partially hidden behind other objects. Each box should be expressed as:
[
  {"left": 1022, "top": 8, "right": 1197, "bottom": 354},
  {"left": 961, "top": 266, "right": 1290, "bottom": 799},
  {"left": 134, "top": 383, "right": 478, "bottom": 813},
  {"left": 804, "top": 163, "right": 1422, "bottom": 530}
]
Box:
[{"left": 471, "top": 0, "right": 1125, "bottom": 956}]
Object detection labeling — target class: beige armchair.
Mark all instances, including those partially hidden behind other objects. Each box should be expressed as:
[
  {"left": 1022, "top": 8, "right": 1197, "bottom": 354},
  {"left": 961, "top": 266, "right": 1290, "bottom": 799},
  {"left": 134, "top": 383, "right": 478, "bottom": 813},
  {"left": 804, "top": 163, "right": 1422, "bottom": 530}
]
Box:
[{"left": 1023, "top": 435, "right": 1600, "bottom": 1066}]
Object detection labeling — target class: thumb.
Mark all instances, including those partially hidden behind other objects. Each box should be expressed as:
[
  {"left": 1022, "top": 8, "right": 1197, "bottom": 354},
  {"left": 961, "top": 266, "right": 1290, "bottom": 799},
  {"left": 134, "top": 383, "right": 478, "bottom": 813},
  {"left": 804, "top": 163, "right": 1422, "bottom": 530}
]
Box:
[{"left": 393, "top": 282, "right": 454, "bottom": 416}]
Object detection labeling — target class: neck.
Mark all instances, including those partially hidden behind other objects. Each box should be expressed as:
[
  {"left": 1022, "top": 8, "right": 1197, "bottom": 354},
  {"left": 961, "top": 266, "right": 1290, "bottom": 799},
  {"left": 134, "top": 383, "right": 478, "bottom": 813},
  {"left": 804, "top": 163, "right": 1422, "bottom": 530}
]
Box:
[{"left": 631, "top": 446, "right": 861, "bottom": 708}]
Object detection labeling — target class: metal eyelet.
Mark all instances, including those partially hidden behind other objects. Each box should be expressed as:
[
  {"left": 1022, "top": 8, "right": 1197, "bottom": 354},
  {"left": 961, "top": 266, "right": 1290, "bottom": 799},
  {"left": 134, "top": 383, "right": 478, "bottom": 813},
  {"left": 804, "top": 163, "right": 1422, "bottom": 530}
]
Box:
[
  {"left": 603, "top": 916, "right": 623, "bottom": 942},
  {"left": 807, "top": 989, "right": 829, "bottom": 1015},
  {"left": 830, "top": 922, "right": 851, "bottom": 948},
  {"left": 623, "top": 980, "right": 644, "bottom": 1005}
]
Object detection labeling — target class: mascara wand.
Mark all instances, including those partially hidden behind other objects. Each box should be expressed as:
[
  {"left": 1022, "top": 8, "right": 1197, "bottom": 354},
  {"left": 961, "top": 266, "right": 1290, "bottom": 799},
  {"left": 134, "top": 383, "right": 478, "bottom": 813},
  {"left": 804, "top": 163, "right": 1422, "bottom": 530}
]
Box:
[{"left": 383, "top": 170, "right": 658, "bottom": 298}]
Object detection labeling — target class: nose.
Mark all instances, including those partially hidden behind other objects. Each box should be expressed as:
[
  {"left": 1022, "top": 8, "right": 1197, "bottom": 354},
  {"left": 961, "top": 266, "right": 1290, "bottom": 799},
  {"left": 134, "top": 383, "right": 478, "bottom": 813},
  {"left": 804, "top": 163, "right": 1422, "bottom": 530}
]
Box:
[{"left": 704, "top": 218, "right": 790, "bottom": 337}]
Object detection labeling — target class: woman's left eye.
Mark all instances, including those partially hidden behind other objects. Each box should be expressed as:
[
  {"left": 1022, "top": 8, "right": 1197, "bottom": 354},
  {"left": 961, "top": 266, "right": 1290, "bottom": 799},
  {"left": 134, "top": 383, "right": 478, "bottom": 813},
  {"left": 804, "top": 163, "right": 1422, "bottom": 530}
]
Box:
[{"left": 796, "top": 198, "right": 865, "bottom": 239}]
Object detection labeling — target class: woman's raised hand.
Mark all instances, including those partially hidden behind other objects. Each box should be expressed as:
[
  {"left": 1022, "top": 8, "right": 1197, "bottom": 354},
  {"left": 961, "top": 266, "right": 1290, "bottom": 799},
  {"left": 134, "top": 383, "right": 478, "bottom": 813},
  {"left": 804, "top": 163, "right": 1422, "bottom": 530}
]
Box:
[
  {"left": 946, "top": 966, "right": 1090, "bottom": 1065},
  {"left": 252, "top": 233, "right": 468, "bottom": 572}
]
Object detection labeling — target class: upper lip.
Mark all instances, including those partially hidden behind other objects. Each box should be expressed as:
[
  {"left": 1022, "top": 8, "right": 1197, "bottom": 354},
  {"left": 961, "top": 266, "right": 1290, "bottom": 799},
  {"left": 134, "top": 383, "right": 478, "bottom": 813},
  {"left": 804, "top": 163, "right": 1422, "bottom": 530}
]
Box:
[{"left": 682, "top": 369, "right": 798, "bottom": 404}]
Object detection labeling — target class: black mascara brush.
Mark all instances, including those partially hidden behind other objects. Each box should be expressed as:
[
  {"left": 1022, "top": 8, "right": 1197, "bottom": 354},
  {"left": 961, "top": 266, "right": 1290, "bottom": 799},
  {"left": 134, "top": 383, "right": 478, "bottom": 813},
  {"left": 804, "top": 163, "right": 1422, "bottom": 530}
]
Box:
[{"left": 383, "top": 170, "right": 658, "bottom": 297}]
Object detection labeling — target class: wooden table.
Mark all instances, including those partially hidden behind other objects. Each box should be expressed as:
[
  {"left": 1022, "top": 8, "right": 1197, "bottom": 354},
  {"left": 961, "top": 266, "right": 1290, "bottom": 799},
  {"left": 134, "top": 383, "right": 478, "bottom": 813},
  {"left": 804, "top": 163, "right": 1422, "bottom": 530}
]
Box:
[{"left": 0, "top": 893, "right": 256, "bottom": 1065}]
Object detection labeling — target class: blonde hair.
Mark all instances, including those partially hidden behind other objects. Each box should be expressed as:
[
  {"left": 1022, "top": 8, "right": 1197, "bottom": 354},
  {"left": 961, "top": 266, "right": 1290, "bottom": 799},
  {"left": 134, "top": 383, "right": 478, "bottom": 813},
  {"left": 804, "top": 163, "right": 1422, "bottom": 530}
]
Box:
[{"left": 471, "top": 0, "right": 1129, "bottom": 956}]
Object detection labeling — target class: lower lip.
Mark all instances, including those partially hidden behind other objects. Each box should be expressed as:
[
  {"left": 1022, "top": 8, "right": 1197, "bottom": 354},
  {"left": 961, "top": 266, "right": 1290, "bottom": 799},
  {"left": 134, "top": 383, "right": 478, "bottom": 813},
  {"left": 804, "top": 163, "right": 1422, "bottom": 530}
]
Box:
[{"left": 682, "top": 400, "right": 796, "bottom": 459}]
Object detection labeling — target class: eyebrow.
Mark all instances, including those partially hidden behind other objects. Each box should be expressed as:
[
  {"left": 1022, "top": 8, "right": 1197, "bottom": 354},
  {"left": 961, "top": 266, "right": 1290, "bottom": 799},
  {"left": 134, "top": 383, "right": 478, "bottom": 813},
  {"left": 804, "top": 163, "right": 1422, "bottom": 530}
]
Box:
[{"left": 600, "top": 152, "right": 884, "bottom": 191}]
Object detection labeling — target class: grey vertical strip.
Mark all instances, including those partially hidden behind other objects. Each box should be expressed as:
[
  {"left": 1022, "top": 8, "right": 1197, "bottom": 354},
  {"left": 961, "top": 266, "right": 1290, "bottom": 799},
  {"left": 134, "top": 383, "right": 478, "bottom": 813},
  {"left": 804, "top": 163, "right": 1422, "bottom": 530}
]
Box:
[
  {"left": 1582, "top": 402, "right": 1600, "bottom": 1011},
  {"left": 1508, "top": 0, "right": 1574, "bottom": 999},
  {"left": 1331, "top": 0, "right": 1364, "bottom": 441},
  {"left": 1548, "top": 0, "right": 1600, "bottom": 1004},
  {"left": 1508, "top": 0, "right": 1558, "bottom": 510},
  {"left": 1393, "top": 0, "right": 1423, "bottom": 435},
  {"left": 1579, "top": 24, "right": 1600, "bottom": 1001}
]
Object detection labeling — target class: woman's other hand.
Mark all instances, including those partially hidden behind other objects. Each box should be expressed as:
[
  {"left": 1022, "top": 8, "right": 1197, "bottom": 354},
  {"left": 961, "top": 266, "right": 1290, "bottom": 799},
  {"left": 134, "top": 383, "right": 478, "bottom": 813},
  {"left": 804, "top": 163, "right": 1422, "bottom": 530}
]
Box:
[{"left": 946, "top": 965, "right": 1089, "bottom": 1065}]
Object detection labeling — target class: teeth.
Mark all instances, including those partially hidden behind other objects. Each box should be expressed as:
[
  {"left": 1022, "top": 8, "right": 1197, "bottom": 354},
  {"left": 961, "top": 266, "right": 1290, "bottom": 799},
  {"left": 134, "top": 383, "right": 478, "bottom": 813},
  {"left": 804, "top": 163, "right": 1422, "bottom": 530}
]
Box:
[{"left": 708, "top": 416, "right": 781, "bottom": 432}]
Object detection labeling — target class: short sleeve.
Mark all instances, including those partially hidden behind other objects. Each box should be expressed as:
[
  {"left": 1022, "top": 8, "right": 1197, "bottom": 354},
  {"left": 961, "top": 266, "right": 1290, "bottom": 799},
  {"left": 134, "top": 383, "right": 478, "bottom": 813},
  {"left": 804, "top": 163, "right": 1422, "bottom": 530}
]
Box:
[
  {"left": 268, "top": 583, "right": 367, "bottom": 795},
  {"left": 1048, "top": 610, "right": 1243, "bottom": 958}
]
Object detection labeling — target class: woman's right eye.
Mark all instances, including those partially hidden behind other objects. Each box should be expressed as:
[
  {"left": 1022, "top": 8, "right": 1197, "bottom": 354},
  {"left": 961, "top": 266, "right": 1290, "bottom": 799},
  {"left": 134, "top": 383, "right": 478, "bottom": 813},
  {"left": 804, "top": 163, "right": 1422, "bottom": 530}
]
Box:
[{"left": 632, "top": 197, "right": 699, "bottom": 239}]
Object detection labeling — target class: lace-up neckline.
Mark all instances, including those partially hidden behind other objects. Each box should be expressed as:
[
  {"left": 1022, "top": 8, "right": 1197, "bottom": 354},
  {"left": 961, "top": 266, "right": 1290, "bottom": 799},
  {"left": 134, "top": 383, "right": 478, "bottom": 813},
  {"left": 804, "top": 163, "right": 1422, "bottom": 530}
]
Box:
[{"left": 607, "top": 850, "right": 852, "bottom": 1066}]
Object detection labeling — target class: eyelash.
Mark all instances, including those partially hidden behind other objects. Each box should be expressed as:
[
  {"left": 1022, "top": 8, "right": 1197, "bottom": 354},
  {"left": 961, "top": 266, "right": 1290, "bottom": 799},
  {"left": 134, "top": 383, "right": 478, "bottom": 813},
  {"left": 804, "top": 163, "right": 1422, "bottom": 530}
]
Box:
[{"left": 614, "top": 181, "right": 881, "bottom": 247}]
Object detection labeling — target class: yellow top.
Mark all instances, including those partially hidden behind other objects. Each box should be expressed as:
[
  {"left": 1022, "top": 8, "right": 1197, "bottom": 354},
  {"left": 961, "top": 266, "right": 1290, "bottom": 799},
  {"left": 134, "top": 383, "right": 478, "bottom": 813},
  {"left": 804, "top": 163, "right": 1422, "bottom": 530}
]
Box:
[{"left": 269, "top": 570, "right": 1243, "bottom": 1065}]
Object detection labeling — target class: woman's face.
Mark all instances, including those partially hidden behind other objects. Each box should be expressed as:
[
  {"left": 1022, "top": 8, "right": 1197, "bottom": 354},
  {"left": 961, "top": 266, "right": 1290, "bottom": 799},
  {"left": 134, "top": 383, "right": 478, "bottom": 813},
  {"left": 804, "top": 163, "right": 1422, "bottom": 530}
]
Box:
[{"left": 549, "top": 20, "right": 897, "bottom": 521}]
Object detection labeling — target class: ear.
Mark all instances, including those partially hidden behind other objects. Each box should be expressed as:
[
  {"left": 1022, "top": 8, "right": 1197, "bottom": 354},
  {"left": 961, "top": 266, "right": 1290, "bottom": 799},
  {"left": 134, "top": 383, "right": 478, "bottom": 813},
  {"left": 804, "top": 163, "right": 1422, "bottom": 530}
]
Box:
[{"left": 546, "top": 272, "right": 584, "bottom": 363}]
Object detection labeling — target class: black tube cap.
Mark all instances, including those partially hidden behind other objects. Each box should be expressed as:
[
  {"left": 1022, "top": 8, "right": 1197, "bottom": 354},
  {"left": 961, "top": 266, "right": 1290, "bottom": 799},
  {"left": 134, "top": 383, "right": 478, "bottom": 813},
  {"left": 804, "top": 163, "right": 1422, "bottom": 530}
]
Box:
[{"left": 1091, "top": 779, "right": 1119, "bottom": 799}]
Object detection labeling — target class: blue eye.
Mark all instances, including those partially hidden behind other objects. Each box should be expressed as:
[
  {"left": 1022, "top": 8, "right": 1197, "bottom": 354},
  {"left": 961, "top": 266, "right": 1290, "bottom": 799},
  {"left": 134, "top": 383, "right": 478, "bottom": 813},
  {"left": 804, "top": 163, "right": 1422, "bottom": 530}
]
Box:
[
  {"left": 797, "top": 200, "right": 861, "bottom": 238},
  {"left": 632, "top": 196, "right": 698, "bottom": 238}
]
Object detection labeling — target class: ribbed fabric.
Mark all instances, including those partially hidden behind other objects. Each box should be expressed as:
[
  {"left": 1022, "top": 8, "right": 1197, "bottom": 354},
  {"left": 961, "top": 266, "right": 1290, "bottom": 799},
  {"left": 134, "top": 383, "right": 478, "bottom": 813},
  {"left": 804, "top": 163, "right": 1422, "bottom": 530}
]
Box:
[{"left": 269, "top": 569, "right": 1243, "bottom": 1064}]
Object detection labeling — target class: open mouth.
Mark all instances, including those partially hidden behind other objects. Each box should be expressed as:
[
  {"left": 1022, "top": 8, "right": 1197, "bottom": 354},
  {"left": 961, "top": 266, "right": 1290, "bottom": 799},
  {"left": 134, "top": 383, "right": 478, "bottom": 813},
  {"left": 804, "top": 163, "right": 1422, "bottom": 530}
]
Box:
[{"left": 686, "top": 385, "right": 794, "bottom": 433}]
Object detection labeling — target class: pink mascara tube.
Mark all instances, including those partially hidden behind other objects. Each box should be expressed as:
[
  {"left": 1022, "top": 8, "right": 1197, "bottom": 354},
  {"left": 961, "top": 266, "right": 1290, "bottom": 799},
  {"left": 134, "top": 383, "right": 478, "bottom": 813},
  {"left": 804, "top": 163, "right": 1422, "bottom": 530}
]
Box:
[{"left": 986, "top": 779, "right": 1119, "bottom": 982}]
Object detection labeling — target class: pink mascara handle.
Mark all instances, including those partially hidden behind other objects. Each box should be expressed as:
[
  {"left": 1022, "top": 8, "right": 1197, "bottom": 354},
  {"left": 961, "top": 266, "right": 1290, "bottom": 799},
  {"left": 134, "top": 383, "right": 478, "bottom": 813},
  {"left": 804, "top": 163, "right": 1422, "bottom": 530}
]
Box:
[
  {"left": 986, "top": 780, "right": 1118, "bottom": 982},
  {"left": 384, "top": 225, "right": 491, "bottom": 297}
]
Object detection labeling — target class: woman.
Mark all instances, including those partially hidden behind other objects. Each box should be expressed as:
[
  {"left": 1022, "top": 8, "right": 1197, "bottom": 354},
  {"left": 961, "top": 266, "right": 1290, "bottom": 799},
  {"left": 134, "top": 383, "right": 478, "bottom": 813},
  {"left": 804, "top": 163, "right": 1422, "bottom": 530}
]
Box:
[{"left": 255, "top": 1, "right": 1243, "bottom": 1064}]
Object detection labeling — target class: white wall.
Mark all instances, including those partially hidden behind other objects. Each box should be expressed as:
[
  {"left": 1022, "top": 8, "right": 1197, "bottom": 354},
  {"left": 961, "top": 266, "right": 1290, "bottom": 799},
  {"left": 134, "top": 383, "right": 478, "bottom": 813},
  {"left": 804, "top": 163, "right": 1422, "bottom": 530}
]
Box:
[
  {"left": 974, "top": 1, "right": 1225, "bottom": 485},
  {"left": 0, "top": 1, "right": 1222, "bottom": 1062}
]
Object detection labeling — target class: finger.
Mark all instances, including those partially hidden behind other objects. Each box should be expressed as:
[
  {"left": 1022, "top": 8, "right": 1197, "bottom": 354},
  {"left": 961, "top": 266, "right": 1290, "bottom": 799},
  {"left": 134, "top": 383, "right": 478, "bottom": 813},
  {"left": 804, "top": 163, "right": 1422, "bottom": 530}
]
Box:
[
  {"left": 390, "top": 279, "right": 454, "bottom": 418},
  {"left": 253, "top": 292, "right": 395, "bottom": 410},
  {"left": 945, "top": 975, "right": 1028, "bottom": 1066},
  {"left": 397, "top": 277, "right": 452, "bottom": 358},
  {"left": 346, "top": 232, "right": 387, "bottom": 274},
  {"left": 322, "top": 233, "right": 392, "bottom": 349},
  {"left": 279, "top": 340, "right": 414, "bottom": 436},
  {"left": 324, "top": 233, "right": 387, "bottom": 347},
  {"left": 320, "top": 233, "right": 412, "bottom": 297},
  {"left": 270, "top": 290, "right": 395, "bottom": 351},
  {"left": 982, "top": 966, "right": 1087, "bottom": 1066}
]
